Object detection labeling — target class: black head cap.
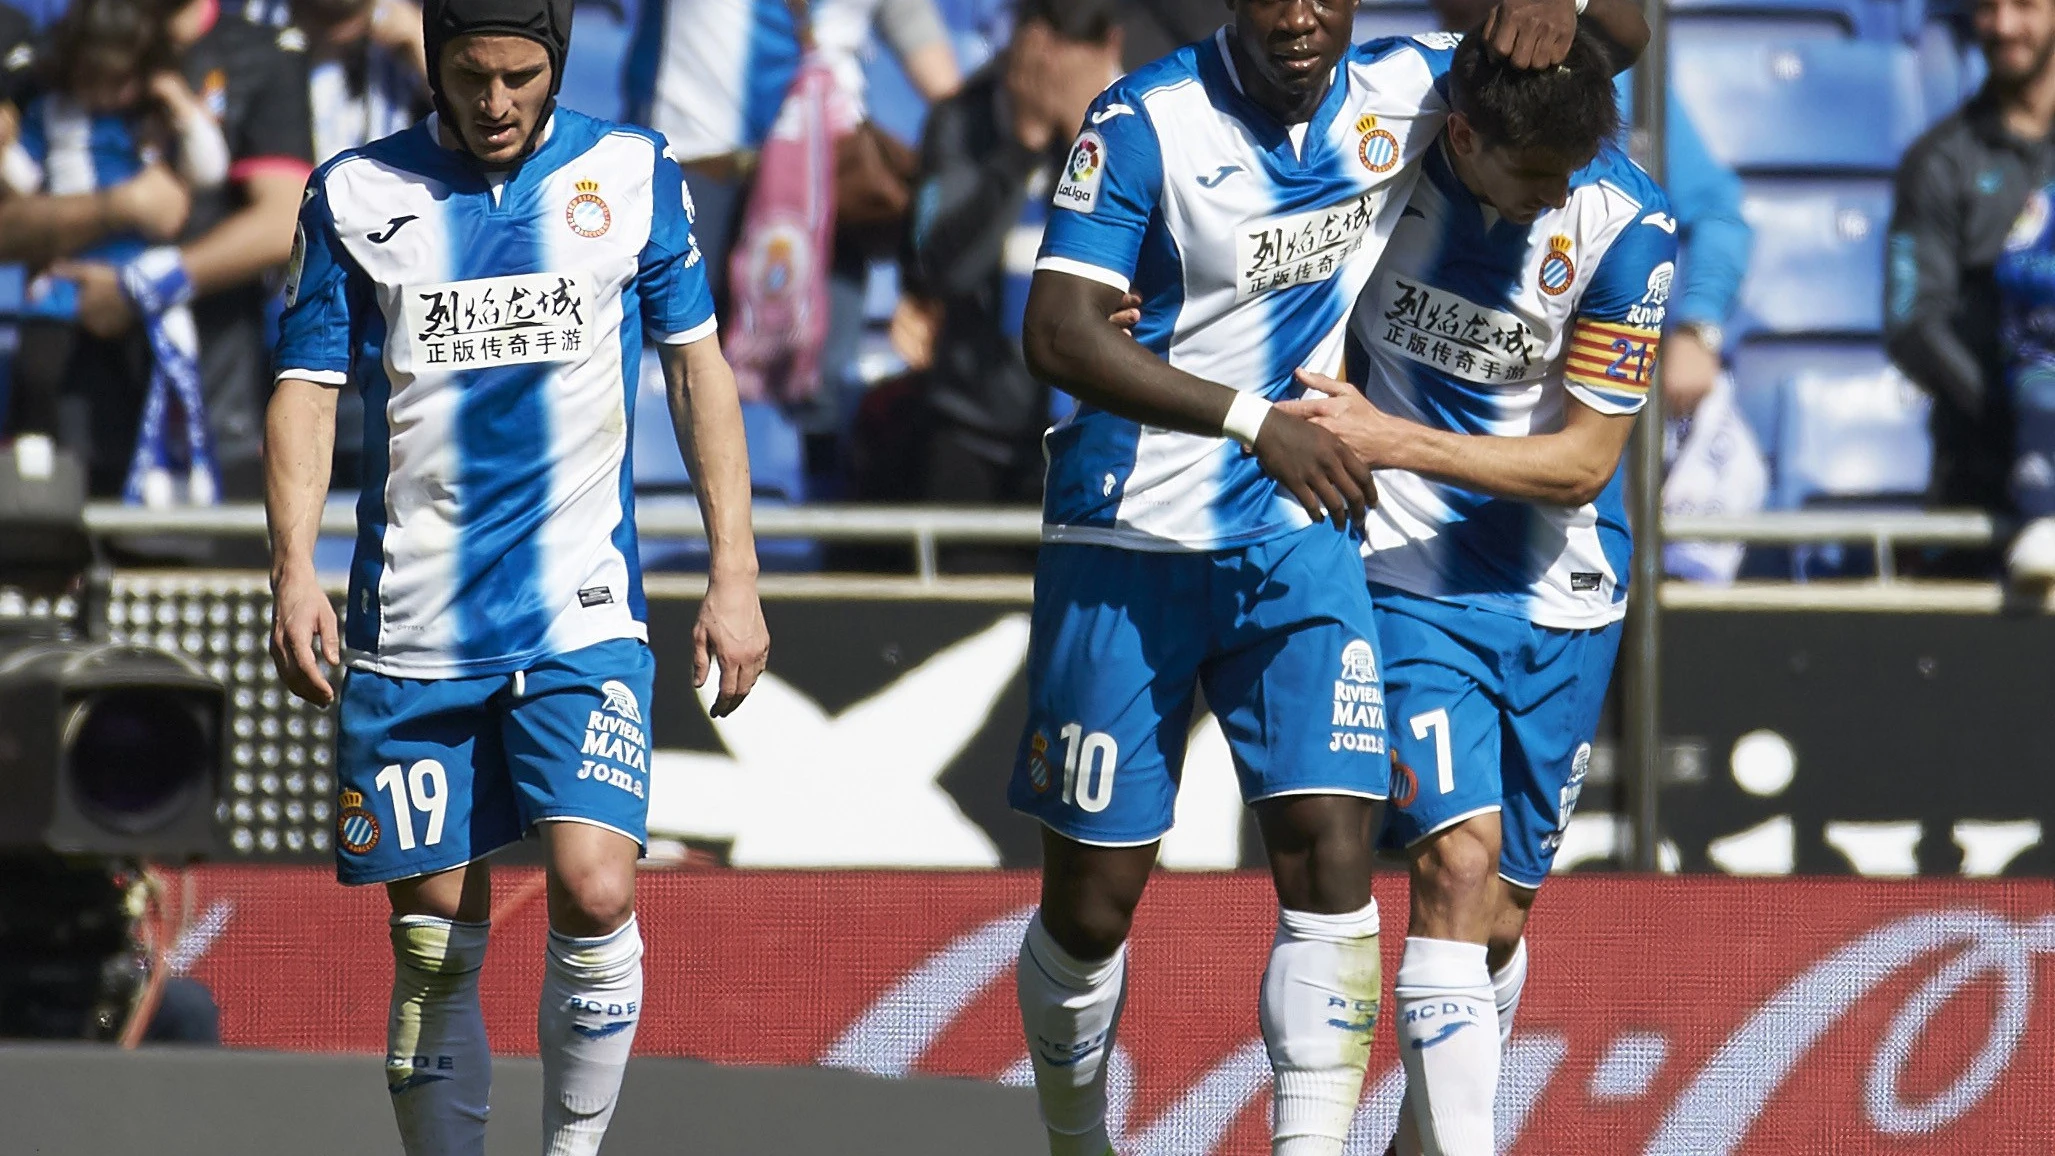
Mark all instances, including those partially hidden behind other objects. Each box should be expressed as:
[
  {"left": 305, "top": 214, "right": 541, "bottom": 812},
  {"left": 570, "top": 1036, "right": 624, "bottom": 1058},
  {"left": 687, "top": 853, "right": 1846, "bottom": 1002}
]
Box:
[{"left": 422, "top": 0, "right": 573, "bottom": 156}]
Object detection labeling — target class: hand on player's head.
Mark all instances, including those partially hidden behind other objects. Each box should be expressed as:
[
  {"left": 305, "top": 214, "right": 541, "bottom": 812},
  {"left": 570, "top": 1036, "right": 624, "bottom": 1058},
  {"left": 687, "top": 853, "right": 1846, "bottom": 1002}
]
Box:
[
  {"left": 1479, "top": 0, "right": 1576, "bottom": 70},
  {"left": 1445, "top": 27, "right": 1619, "bottom": 222},
  {"left": 437, "top": 33, "right": 551, "bottom": 164}
]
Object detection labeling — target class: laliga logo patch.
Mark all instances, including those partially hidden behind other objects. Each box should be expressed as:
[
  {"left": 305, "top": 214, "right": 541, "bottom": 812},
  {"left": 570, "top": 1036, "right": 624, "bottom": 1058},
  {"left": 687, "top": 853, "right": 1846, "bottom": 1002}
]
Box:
[
  {"left": 601, "top": 679, "right": 643, "bottom": 724},
  {"left": 1355, "top": 116, "right": 1399, "bottom": 174},
  {"left": 1027, "top": 732, "right": 1054, "bottom": 793},
  {"left": 1538, "top": 234, "right": 1576, "bottom": 296},
  {"left": 337, "top": 787, "right": 380, "bottom": 854},
  {"left": 566, "top": 179, "right": 611, "bottom": 239},
  {"left": 1053, "top": 132, "right": 1106, "bottom": 213}
]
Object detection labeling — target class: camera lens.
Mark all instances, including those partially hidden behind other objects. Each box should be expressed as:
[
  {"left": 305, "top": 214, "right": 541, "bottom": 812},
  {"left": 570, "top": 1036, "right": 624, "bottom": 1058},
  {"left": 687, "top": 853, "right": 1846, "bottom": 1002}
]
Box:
[{"left": 65, "top": 690, "right": 213, "bottom": 835}]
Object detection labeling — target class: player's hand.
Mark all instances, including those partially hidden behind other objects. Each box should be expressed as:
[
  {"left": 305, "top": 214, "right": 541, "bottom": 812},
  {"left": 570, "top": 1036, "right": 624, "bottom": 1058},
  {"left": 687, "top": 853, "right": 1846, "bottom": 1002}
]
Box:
[
  {"left": 1251, "top": 406, "right": 1375, "bottom": 529},
  {"left": 1105, "top": 292, "right": 1143, "bottom": 334},
  {"left": 49, "top": 260, "right": 135, "bottom": 339},
  {"left": 270, "top": 566, "right": 340, "bottom": 707},
  {"left": 1484, "top": 0, "right": 1578, "bottom": 69},
  {"left": 695, "top": 572, "right": 769, "bottom": 718},
  {"left": 1282, "top": 368, "right": 1408, "bottom": 470}
]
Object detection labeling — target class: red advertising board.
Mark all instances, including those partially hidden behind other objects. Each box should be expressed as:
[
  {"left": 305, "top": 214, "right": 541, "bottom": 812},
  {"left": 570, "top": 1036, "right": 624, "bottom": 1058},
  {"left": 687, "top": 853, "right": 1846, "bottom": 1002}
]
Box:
[{"left": 182, "top": 868, "right": 2055, "bottom": 1154}]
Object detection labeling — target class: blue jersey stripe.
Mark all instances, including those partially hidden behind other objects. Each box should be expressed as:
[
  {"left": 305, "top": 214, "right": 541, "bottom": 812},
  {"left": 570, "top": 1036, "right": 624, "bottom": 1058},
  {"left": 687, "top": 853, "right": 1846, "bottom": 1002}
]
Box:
[
  {"left": 347, "top": 304, "right": 393, "bottom": 652},
  {"left": 446, "top": 189, "right": 555, "bottom": 660}
]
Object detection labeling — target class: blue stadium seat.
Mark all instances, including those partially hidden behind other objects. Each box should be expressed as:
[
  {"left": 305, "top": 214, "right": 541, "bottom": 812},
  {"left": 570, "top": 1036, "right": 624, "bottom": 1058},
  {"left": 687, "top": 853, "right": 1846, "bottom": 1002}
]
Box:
[
  {"left": 1668, "top": 0, "right": 1903, "bottom": 40},
  {"left": 631, "top": 352, "right": 807, "bottom": 500},
  {"left": 1731, "top": 178, "right": 1891, "bottom": 338},
  {"left": 1726, "top": 338, "right": 1891, "bottom": 481},
  {"left": 1773, "top": 363, "right": 1931, "bottom": 507},
  {"left": 561, "top": 0, "right": 634, "bottom": 123},
  {"left": 1671, "top": 39, "right": 1926, "bottom": 172},
  {"left": 1353, "top": 5, "right": 1436, "bottom": 42}
]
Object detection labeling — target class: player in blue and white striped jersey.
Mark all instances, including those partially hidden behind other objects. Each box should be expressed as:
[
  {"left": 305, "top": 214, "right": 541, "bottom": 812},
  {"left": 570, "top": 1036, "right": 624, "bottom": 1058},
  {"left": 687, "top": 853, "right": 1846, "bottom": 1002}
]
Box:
[
  {"left": 1284, "top": 30, "right": 1672, "bottom": 1156},
  {"left": 1003, "top": 1, "right": 1648, "bottom": 1152},
  {"left": 264, "top": 0, "right": 766, "bottom": 1150}
]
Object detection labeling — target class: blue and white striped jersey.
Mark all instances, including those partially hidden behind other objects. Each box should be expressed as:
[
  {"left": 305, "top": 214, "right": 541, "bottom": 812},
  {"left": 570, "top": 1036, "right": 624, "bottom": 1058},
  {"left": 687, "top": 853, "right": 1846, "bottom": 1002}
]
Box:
[
  {"left": 1033, "top": 31, "right": 1457, "bottom": 552},
  {"left": 10, "top": 97, "right": 155, "bottom": 265},
  {"left": 1351, "top": 141, "right": 1676, "bottom": 629},
  {"left": 275, "top": 110, "right": 717, "bottom": 678}
]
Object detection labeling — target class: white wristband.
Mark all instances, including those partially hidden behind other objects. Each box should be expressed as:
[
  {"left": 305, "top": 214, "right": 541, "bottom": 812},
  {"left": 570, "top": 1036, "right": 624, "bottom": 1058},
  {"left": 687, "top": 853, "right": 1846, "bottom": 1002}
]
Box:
[
  {"left": 1575, "top": 0, "right": 1589, "bottom": 13},
  {"left": 1222, "top": 392, "right": 1273, "bottom": 448}
]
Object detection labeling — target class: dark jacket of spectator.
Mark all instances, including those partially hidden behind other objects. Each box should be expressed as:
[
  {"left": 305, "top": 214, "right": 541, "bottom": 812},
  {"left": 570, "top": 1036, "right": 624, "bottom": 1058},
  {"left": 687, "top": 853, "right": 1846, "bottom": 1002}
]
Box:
[
  {"left": 1887, "top": 92, "right": 2055, "bottom": 513},
  {"left": 174, "top": 9, "right": 313, "bottom": 495},
  {"left": 900, "top": 61, "right": 1072, "bottom": 492}
]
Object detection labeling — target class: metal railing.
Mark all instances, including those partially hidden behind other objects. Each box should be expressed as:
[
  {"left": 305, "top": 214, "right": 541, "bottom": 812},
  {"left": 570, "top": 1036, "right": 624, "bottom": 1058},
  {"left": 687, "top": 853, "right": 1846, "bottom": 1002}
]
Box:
[{"left": 80, "top": 501, "right": 2001, "bottom": 585}]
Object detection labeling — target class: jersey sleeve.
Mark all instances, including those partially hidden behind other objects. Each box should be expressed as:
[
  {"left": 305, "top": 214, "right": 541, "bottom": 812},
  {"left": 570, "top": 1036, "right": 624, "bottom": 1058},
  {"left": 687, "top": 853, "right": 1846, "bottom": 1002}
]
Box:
[
  {"left": 638, "top": 148, "right": 718, "bottom": 344},
  {"left": 1033, "top": 88, "right": 1165, "bottom": 293},
  {"left": 1562, "top": 204, "right": 1679, "bottom": 415},
  {"left": 274, "top": 174, "right": 354, "bottom": 385}
]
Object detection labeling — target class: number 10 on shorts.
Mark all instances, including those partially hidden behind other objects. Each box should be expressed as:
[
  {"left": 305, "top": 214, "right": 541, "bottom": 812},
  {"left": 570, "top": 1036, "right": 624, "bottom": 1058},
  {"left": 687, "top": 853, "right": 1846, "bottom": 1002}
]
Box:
[
  {"left": 1057, "top": 723, "right": 1119, "bottom": 813},
  {"left": 374, "top": 760, "right": 449, "bottom": 850}
]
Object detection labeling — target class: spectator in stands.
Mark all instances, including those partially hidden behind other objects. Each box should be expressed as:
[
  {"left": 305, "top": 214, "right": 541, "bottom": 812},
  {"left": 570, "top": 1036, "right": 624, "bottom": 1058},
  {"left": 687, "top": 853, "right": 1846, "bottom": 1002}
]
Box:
[
  {"left": 893, "top": 0, "right": 1116, "bottom": 565},
  {"left": 0, "top": 0, "right": 312, "bottom": 503},
  {"left": 628, "top": 0, "right": 961, "bottom": 306},
  {"left": 1888, "top": 0, "right": 2055, "bottom": 568},
  {"left": 0, "top": 0, "right": 229, "bottom": 502},
  {"left": 247, "top": 0, "right": 427, "bottom": 164},
  {"left": 1425, "top": 0, "right": 1759, "bottom": 578}
]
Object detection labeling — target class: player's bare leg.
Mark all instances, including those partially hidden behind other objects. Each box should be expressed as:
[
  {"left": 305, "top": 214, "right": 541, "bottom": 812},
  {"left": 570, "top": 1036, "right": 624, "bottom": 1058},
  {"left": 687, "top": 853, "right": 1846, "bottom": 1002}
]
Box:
[
  {"left": 1386, "top": 813, "right": 1503, "bottom": 1156},
  {"left": 1254, "top": 794, "right": 1384, "bottom": 1156},
  {"left": 1019, "top": 830, "right": 1157, "bottom": 1156},
  {"left": 537, "top": 820, "right": 643, "bottom": 1156},
  {"left": 385, "top": 861, "right": 494, "bottom": 1156},
  {"left": 1387, "top": 848, "right": 1538, "bottom": 1156}
]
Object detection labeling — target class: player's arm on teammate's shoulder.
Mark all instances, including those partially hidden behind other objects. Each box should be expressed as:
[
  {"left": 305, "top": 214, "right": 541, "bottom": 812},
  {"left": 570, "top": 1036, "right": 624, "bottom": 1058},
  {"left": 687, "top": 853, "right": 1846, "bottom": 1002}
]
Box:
[
  {"left": 659, "top": 337, "right": 768, "bottom": 718},
  {"left": 1285, "top": 369, "right": 1634, "bottom": 506},
  {"left": 265, "top": 176, "right": 349, "bottom": 707},
  {"left": 1479, "top": 0, "right": 1649, "bottom": 72},
  {"left": 1285, "top": 207, "right": 1674, "bottom": 506}
]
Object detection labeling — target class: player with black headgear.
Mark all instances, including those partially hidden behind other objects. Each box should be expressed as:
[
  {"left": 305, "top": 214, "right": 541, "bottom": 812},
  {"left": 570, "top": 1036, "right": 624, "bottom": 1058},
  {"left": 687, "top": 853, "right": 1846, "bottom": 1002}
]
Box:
[{"left": 265, "top": 0, "right": 768, "bottom": 1148}]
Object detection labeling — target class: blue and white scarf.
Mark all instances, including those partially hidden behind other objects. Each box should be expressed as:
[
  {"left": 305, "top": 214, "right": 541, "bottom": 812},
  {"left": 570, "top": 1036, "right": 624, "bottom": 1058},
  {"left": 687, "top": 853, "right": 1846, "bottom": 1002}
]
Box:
[{"left": 120, "top": 247, "right": 220, "bottom": 507}]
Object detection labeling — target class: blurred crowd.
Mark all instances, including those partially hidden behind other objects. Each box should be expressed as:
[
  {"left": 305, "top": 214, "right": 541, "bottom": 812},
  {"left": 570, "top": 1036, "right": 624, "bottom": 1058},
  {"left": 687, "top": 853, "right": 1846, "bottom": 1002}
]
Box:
[{"left": 0, "top": 0, "right": 2051, "bottom": 581}]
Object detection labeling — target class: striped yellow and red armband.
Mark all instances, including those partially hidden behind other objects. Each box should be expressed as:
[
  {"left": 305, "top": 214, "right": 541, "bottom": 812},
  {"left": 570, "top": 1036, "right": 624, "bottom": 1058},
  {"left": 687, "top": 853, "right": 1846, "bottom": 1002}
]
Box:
[{"left": 1563, "top": 317, "right": 1662, "bottom": 405}]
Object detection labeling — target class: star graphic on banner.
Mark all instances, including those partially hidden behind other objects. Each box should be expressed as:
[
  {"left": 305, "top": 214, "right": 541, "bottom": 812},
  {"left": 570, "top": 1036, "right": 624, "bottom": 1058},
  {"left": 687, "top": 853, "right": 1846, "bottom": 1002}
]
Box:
[{"left": 645, "top": 615, "right": 1028, "bottom": 867}]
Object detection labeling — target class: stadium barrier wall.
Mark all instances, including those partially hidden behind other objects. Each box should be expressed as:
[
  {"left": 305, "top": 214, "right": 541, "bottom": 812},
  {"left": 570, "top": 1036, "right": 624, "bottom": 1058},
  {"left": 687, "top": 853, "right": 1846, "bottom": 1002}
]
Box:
[
  {"left": 95, "top": 575, "right": 2051, "bottom": 874},
  {"left": 182, "top": 867, "right": 2054, "bottom": 1155}
]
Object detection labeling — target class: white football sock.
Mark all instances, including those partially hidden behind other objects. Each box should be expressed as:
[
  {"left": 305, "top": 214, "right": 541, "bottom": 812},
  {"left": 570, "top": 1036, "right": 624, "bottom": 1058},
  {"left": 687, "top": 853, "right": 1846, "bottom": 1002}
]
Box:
[
  {"left": 538, "top": 916, "right": 644, "bottom": 1156},
  {"left": 1491, "top": 939, "right": 1528, "bottom": 1047},
  {"left": 1260, "top": 900, "right": 1382, "bottom": 1156},
  {"left": 386, "top": 915, "right": 491, "bottom": 1156},
  {"left": 1017, "top": 912, "right": 1126, "bottom": 1156},
  {"left": 1393, "top": 937, "right": 1498, "bottom": 1156}
]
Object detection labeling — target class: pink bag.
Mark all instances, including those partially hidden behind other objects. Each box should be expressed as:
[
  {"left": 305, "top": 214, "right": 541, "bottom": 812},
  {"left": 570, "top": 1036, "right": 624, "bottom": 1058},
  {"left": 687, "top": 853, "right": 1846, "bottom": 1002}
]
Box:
[{"left": 724, "top": 55, "right": 854, "bottom": 405}]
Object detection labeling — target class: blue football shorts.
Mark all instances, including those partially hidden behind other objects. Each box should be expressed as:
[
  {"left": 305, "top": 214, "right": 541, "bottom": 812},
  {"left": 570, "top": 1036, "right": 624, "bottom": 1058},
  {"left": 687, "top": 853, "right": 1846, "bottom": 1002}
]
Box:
[
  {"left": 332, "top": 638, "right": 654, "bottom": 885},
  {"left": 1371, "top": 586, "right": 1622, "bottom": 889},
  {"left": 1008, "top": 524, "right": 1390, "bottom": 846}
]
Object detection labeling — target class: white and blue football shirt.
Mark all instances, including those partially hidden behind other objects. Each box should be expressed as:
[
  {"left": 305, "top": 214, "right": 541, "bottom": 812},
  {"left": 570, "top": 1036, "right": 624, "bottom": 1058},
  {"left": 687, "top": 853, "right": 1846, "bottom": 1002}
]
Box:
[
  {"left": 275, "top": 109, "right": 717, "bottom": 678},
  {"left": 1351, "top": 140, "right": 1676, "bottom": 629},
  {"left": 1033, "top": 30, "right": 1458, "bottom": 552}
]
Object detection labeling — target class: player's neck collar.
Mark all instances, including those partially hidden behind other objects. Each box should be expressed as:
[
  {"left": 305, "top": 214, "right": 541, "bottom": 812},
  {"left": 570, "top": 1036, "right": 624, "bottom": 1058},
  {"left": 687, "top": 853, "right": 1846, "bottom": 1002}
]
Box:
[{"left": 427, "top": 110, "right": 558, "bottom": 167}]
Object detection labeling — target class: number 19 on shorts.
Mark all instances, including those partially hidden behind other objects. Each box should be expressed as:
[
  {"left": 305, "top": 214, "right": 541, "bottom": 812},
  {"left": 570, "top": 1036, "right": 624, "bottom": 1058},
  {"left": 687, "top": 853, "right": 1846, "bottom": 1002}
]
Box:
[
  {"left": 1058, "top": 723, "right": 1118, "bottom": 813},
  {"left": 374, "top": 760, "right": 449, "bottom": 850}
]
